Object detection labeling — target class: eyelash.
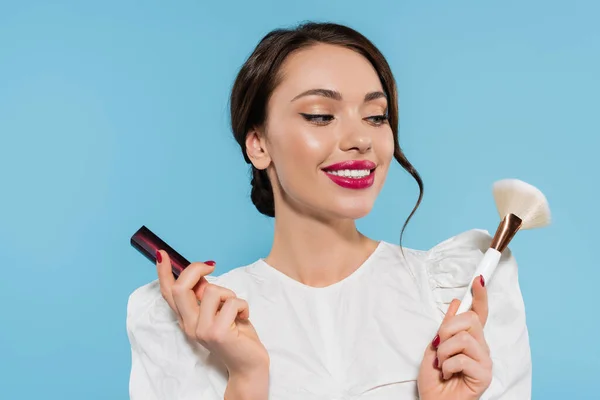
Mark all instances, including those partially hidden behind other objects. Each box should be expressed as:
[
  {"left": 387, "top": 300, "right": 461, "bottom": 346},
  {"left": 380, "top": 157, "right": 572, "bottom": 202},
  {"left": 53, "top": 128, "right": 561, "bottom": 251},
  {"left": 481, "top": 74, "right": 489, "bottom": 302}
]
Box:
[{"left": 299, "top": 113, "right": 389, "bottom": 126}]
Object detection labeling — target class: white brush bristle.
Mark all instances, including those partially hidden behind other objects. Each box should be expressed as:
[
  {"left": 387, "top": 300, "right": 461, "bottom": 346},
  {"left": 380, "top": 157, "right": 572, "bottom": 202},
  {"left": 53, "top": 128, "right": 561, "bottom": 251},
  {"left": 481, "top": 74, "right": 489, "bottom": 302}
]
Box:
[{"left": 492, "top": 179, "right": 551, "bottom": 230}]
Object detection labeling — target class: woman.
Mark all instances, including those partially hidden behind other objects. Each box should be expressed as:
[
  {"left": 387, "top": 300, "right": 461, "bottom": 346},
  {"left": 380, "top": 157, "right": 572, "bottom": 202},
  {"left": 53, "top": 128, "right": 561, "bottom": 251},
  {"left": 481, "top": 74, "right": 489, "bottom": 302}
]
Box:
[{"left": 127, "top": 22, "right": 531, "bottom": 399}]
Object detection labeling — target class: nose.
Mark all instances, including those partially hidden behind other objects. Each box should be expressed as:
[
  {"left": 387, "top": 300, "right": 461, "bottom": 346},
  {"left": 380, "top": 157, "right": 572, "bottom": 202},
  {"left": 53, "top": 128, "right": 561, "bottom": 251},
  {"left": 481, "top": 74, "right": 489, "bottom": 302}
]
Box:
[
  {"left": 339, "top": 126, "right": 372, "bottom": 154},
  {"left": 340, "top": 117, "right": 373, "bottom": 154}
]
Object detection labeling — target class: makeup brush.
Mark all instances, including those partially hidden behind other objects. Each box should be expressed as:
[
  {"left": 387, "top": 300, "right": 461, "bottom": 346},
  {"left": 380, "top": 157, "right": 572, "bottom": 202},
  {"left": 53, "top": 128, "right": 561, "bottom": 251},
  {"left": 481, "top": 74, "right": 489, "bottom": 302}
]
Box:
[{"left": 456, "top": 179, "right": 551, "bottom": 315}]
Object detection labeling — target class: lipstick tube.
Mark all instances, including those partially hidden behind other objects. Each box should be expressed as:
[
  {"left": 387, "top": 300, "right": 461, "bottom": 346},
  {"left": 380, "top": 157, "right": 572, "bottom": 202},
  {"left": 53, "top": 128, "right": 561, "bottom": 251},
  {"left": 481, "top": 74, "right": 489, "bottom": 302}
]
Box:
[{"left": 130, "top": 225, "right": 191, "bottom": 278}]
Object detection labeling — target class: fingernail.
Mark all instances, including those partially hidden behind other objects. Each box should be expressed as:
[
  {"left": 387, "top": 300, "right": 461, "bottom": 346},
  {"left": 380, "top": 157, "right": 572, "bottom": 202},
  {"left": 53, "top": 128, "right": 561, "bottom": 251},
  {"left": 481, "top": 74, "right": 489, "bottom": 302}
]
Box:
[
  {"left": 204, "top": 260, "right": 216, "bottom": 266},
  {"left": 156, "top": 250, "right": 162, "bottom": 263},
  {"left": 432, "top": 334, "right": 440, "bottom": 348},
  {"left": 480, "top": 274, "right": 485, "bottom": 287},
  {"left": 433, "top": 357, "right": 439, "bottom": 369}
]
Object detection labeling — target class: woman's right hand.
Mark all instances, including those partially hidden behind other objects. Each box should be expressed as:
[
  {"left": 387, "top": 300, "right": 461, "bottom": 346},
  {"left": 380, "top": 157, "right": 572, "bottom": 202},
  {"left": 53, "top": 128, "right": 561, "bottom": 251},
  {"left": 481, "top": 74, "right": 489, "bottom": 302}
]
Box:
[{"left": 156, "top": 250, "right": 270, "bottom": 400}]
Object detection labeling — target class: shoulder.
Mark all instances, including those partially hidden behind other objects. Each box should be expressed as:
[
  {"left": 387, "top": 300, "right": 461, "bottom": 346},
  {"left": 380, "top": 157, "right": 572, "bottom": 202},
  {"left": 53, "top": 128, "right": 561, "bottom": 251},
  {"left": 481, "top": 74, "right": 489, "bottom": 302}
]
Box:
[
  {"left": 127, "top": 261, "right": 264, "bottom": 327},
  {"left": 377, "top": 228, "right": 496, "bottom": 267},
  {"left": 377, "top": 229, "right": 520, "bottom": 316},
  {"left": 420, "top": 229, "right": 521, "bottom": 317},
  {"left": 125, "top": 262, "right": 265, "bottom": 399}
]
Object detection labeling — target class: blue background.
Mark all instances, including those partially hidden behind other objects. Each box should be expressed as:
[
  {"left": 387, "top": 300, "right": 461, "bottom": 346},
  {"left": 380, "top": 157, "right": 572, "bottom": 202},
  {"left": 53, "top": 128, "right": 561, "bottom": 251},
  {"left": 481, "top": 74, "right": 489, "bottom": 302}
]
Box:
[{"left": 1, "top": 1, "right": 597, "bottom": 398}]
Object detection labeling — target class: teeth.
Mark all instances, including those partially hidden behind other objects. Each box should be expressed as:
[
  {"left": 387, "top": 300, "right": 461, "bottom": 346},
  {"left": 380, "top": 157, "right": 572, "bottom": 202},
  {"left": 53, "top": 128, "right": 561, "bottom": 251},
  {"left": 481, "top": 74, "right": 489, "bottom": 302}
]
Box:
[{"left": 327, "top": 169, "right": 371, "bottom": 178}]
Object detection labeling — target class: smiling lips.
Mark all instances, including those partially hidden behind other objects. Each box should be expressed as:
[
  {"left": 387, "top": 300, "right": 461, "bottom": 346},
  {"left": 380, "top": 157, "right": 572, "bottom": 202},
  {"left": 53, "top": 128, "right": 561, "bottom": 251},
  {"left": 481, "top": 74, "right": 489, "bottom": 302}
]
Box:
[{"left": 322, "top": 160, "right": 376, "bottom": 189}]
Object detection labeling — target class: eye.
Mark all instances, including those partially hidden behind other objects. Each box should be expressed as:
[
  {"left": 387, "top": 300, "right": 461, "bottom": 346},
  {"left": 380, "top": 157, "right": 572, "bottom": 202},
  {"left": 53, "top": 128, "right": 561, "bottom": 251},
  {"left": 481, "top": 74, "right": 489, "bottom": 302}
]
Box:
[
  {"left": 300, "top": 113, "right": 335, "bottom": 126},
  {"left": 365, "top": 115, "right": 389, "bottom": 126}
]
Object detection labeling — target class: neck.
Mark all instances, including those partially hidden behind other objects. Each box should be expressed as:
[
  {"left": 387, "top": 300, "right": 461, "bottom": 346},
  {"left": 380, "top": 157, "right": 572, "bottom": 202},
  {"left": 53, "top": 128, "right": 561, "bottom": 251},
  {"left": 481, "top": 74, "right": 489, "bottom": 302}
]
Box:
[{"left": 264, "top": 204, "right": 379, "bottom": 288}]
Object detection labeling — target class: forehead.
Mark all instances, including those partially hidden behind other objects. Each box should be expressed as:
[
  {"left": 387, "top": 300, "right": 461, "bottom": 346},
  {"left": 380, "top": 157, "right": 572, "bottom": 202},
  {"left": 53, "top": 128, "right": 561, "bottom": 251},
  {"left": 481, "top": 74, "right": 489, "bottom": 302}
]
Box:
[{"left": 275, "top": 43, "right": 384, "bottom": 101}]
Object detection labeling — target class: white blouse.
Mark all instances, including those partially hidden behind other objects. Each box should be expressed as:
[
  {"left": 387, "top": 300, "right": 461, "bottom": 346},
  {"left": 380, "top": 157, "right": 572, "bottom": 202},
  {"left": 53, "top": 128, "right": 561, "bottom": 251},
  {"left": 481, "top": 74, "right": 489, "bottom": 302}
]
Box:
[{"left": 126, "top": 229, "right": 531, "bottom": 399}]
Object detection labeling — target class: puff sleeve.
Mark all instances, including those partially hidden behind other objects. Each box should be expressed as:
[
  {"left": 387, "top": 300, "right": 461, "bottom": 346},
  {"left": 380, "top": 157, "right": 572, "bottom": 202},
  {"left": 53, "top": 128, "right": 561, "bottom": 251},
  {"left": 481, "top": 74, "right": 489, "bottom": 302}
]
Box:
[
  {"left": 424, "top": 229, "right": 532, "bottom": 399},
  {"left": 126, "top": 280, "right": 228, "bottom": 400}
]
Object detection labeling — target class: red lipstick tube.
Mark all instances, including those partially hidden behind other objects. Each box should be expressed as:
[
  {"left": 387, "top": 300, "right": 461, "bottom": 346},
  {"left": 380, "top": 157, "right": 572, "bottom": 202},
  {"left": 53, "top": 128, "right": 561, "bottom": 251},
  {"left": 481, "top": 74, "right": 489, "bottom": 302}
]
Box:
[{"left": 130, "top": 225, "right": 191, "bottom": 278}]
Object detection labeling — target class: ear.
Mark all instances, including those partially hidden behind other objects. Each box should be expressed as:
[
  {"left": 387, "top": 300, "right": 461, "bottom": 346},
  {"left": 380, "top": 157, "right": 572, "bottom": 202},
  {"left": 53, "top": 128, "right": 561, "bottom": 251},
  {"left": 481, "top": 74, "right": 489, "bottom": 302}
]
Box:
[{"left": 245, "top": 128, "right": 271, "bottom": 170}]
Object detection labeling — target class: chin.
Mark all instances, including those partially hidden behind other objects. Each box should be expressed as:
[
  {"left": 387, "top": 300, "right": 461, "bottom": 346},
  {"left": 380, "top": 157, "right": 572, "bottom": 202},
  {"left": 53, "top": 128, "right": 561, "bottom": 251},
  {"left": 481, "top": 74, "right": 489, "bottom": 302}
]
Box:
[{"left": 326, "top": 197, "right": 375, "bottom": 220}]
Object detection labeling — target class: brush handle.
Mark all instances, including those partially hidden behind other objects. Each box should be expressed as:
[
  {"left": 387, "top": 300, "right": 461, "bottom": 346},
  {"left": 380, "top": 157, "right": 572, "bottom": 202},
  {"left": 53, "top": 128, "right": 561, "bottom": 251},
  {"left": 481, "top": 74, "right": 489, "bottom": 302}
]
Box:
[{"left": 456, "top": 248, "right": 502, "bottom": 315}]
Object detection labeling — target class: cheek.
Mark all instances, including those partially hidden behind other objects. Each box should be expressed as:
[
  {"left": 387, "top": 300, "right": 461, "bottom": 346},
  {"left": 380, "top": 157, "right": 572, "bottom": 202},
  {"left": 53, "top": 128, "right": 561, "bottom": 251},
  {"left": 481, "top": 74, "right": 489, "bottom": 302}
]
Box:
[
  {"left": 271, "top": 127, "right": 333, "bottom": 173},
  {"left": 377, "top": 129, "right": 396, "bottom": 166}
]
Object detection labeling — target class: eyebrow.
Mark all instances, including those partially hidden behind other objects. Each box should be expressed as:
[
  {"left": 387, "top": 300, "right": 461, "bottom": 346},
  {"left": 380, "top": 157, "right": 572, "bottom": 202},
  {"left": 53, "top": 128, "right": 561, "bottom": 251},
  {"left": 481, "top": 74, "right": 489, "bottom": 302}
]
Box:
[{"left": 291, "top": 88, "right": 387, "bottom": 102}]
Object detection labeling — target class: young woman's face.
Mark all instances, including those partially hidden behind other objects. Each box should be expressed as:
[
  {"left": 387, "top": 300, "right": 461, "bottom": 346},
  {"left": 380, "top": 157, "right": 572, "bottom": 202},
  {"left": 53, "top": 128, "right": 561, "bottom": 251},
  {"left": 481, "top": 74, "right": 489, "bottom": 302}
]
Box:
[{"left": 251, "top": 43, "right": 395, "bottom": 220}]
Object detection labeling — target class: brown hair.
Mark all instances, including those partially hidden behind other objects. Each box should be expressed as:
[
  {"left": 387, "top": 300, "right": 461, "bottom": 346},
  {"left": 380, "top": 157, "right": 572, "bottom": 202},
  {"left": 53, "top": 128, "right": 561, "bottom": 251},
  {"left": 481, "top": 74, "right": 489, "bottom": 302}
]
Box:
[{"left": 229, "top": 21, "right": 423, "bottom": 243}]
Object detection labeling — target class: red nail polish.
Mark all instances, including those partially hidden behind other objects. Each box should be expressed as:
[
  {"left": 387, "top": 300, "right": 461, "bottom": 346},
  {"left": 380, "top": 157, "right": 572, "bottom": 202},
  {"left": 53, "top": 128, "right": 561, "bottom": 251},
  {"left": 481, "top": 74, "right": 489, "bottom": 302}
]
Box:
[
  {"left": 432, "top": 334, "right": 440, "bottom": 348},
  {"left": 480, "top": 274, "right": 485, "bottom": 287},
  {"left": 204, "top": 260, "right": 216, "bottom": 266},
  {"left": 156, "top": 250, "right": 162, "bottom": 263},
  {"left": 434, "top": 357, "right": 439, "bottom": 369}
]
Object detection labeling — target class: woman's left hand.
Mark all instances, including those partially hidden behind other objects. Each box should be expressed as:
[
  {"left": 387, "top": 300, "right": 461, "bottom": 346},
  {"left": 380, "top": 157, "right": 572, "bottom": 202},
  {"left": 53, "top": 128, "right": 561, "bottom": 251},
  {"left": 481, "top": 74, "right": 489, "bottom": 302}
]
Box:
[{"left": 417, "top": 275, "right": 492, "bottom": 400}]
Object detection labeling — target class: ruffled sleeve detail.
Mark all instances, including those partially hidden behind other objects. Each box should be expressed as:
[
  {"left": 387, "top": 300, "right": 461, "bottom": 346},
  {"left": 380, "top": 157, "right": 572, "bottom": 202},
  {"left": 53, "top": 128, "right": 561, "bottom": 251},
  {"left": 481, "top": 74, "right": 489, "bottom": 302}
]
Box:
[
  {"left": 424, "top": 229, "right": 532, "bottom": 399},
  {"left": 425, "top": 229, "right": 494, "bottom": 315},
  {"left": 126, "top": 279, "right": 228, "bottom": 400}
]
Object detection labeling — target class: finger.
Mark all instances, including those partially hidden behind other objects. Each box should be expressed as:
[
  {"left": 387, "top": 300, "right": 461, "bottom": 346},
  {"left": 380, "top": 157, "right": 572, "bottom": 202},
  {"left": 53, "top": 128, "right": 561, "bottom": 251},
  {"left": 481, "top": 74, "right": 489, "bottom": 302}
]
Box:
[
  {"left": 443, "top": 298, "right": 461, "bottom": 323},
  {"left": 175, "top": 261, "right": 215, "bottom": 295},
  {"left": 471, "top": 274, "right": 488, "bottom": 327},
  {"left": 212, "top": 298, "right": 250, "bottom": 333},
  {"left": 156, "top": 250, "right": 177, "bottom": 311},
  {"left": 192, "top": 261, "right": 217, "bottom": 299},
  {"left": 197, "top": 284, "right": 237, "bottom": 334},
  {"left": 441, "top": 354, "right": 491, "bottom": 383},
  {"left": 436, "top": 330, "right": 491, "bottom": 367},
  {"left": 171, "top": 262, "right": 216, "bottom": 331},
  {"left": 430, "top": 298, "right": 461, "bottom": 351},
  {"left": 438, "top": 310, "right": 487, "bottom": 349}
]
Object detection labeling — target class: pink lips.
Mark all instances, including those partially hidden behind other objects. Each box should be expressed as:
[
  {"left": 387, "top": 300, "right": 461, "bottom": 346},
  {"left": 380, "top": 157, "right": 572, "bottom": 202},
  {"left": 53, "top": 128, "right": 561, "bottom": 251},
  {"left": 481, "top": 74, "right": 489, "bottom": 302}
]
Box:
[{"left": 322, "top": 160, "right": 376, "bottom": 189}]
